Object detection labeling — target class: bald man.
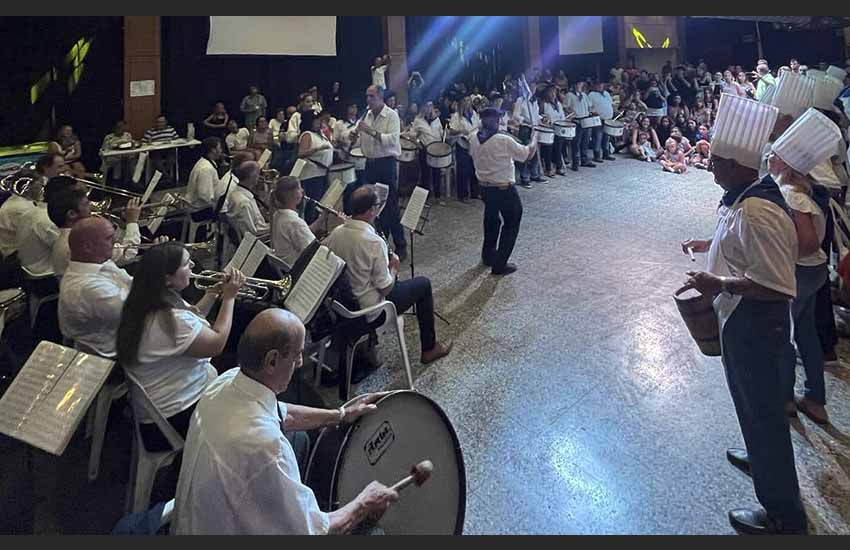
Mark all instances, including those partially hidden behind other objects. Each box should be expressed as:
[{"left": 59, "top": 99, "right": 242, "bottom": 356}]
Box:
[
  {"left": 58, "top": 216, "right": 133, "bottom": 357},
  {"left": 173, "top": 309, "right": 397, "bottom": 535},
  {"left": 225, "top": 160, "right": 269, "bottom": 240}
]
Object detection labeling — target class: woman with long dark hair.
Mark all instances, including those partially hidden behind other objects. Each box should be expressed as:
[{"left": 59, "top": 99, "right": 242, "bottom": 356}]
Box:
[
  {"left": 116, "top": 242, "right": 245, "bottom": 451},
  {"left": 655, "top": 115, "right": 673, "bottom": 146}
]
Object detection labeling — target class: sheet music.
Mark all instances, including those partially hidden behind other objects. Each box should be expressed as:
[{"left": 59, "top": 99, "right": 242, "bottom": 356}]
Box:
[
  {"left": 0, "top": 341, "right": 114, "bottom": 455},
  {"left": 401, "top": 186, "right": 429, "bottom": 231},
  {"left": 257, "top": 149, "right": 272, "bottom": 169},
  {"left": 145, "top": 204, "right": 169, "bottom": 235},
  {"left": 284, "top": 246, "right": 344, "bottom": 323},
  {"left": 140, "top": 171, "right": 163, "bottom": 205},
  {"left": 375, "top": 183, "right": 389, "bottom": 216},
  {"left": 225, "top": 233, "right": 257, "bottom": 271},
  {"left": 240, "top": 238, "right": 271, "bottom": 278},
  {"left": 321, "top": 179, "right": 346, "bottom": 211},
  {"left": 132, "top": 151, "right": 149, "bottom": 183},
  {"left": 290, "top": 158, "right": 308, "bottom": 178}
]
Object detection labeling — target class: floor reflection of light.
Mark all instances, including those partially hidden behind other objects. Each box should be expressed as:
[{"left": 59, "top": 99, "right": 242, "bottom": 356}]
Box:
[
  {"left": 548, "top": 435, "right": 620, "bottom": 519},
  {"left": 626, "top": 308, "right": 687, "bottom": 397}
]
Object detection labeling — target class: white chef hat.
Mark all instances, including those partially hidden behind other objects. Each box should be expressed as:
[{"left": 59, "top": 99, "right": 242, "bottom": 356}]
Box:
[
  {"left": 827, "top": 65, "right": 847, "bottom": 82},
  {"left": 771, "top": 108, "right": 842, "bottom": 175},
  {"left": 806, "top": 69, "right": 826, "bottom": 80},
  {"left": 712, "top": 93, "right": 779, "bottom": 170},
  {"left": 771, "top": 71, "right": 815, "bottom": 117},
  {"left": 812, "top": 75, "right": 844, "bottom": 111}
]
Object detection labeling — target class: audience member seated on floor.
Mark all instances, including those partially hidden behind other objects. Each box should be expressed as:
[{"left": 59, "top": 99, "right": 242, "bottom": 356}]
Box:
[
  {"left": 270, "top": 176, "right": 332, "bottom": 267},
  {"left": 690, "top": 140, "right": 712, "bottom": 170},
  {"left": 655, "top": 115, "right": 673, "bottom": 145},
  {"left": 696, "top": 124, "right": 711, "bottom": 143},
  {"left": 682, "top": 119, "right": 699, "bottom": 144},
  {"left": 171, "top": 309, "right": 398, "bottom": 534},
  {"left": 143, "top": 115, "right": 180, "bottom": 179},
  {"left": 692, "top": 98, "right": 713, "bottom": 126},
  {"left": 629, "top": 119, "right": 660, "bottom": 162},
  {"left": 660, "top": 138, "right": 688, "bottom": 174},
  {"left": 58, "top": 217, "right": 135, "bottom": 357},
  {"left": 100, "top": 120, "right": 136, "bottom": 183},
  {"left": 116, "top": 243, "right": 245, "bottom": 451},
  {"left": 669, "top": 127, "right": 692, "bottom": 155},
  {"left": 324, "top": 185, "right": 452, "bottom": 365},
  {"left": 202, "top": 102, "right": 229, "bottom": 141},
  {"left": 225, "top": 119, "right": 251, "bottom": 156}
]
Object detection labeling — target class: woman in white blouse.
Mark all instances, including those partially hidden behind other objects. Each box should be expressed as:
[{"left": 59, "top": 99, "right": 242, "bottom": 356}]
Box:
[
  {"left": 116, "top": 242, "right": 245, "bottom": 451},
  {"left": 295, "top": 111, "right": 334, "bottom": 224}
]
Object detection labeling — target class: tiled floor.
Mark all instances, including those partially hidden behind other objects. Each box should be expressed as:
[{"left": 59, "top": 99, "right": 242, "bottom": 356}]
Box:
[{"left": 2, "top": 155, "right": 850, "bottom": 534}]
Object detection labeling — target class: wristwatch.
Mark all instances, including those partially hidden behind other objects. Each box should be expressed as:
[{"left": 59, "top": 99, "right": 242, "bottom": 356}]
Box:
[
  {"left": 719, "top": 277, "right": 733, "bottom": 297},
  {"left": 337, "top": 406, "right": 346, "bottom": 424}
]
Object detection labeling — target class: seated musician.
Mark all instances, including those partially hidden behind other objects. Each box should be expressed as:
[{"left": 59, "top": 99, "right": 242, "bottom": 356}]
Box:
[
  {"left": 270, "top": 176, "right": 331, "bottom": 268},
  {"left": 225, "top": 161, "right": 269, "bottom": 241},
  {"left": 58, "top": 217, "right": 134, "bottom": 357},
  {"left": 116, "top": 243, "right": 245, "bottom": 450},
  {"left": 185, "top": 137, "right": 225, "bottom": 218},
  {"left": 143, "top": 115, "right": 180, "bottom": 179},
  {"left": 47, "top": 187, "right": 142, "bottom": 277},
  {"left": 172, "top": 309, "right": 397, "bottom": 534},
  {"left": 324, "top": 186, "right": 452, "bottom": 365},
  {"left": 15, "top": 176, "right": 80, "bottom": 276}
]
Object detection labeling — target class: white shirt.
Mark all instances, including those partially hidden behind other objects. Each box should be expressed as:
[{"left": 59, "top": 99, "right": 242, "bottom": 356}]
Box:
[
  {"left": 360, "top": 105, "right": 401, "bottom": 159},
  {"left": 172, "top": 368, "right": 329, "bottom": 535},
  {"left": 269, "top": 119, "right": 284, "bottom": 142},
  {"left": 0, "top": 195, "right": 37, "bottom": 257},
  {"left": 411, "top": 115, "right": 443, "bottom": 147},
  {"left": 512, "top": 99, "right": 540, "bottom": 126},
  {"left": 272, "top": 209, "right": 315, "bottom": 268},
  {"left": 781, "top": 185, "right": 828, "bottom": 266},
  {"left": 542, "top": 101, "right": 565, "bottom": 124},
  {"left": 51, "top": 223, "right": 141, "bottom": 277},
  {"left": 469, "top": 132, "right": 532, "bottom": 185},
  {"left": 296, "top": 132, "right": 334, "bottom": 181},
  {"left": 285, "top": 112, "right": 302, "bottom": 145},
  {"left": 449, "top": 111, "right": 480, "bottom": 148},
  {"left": 372, "top": 64, "right": 388, "bottom": 89},
  {"left": 565, "top": 92, "right": 590, "bottom": 118},
  {"left": 15, "top": 205, "right": 59, "bottom": 275},
  {"left": 226, "top": 186, "right": 269, "bottom": 239},
  {"left": 58, "top": 260, "right": 132, "bottom": 357},
  {"left": 186, "top": 157, "right": 223, "bottom": 210},
  {"left": 128, "top": 304, "right": 218, "bottom": 422},
  {"left": 332, "top": 118, "right": 359, "bottom": 149},
  {"left": 324, "top": 219, "right": 392, "bottom": 320},
  {"left": 706, "top": 180, "right": 797, "bottom": 331},
  {"left": 225, "top": 128, "right": 250, "bottom": 152},
  {"left": 588, "top": 90, "right": 615, "bottom": 120}
]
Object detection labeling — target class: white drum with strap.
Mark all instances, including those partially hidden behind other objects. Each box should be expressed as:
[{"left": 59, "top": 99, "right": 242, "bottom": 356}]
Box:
[
  {"left": 399, "top": 138, "right": 419, "bottom": 163},
  {"left": 579, "top": 116, "right": 602, "bottom": 129},
  {"left": 348, "top": 147, "right": 366, "bottom": 171},
  {"left": 305, "top": 391, "right": 466, "bottom": 534},
  {"left": 426, "top": 142, "right": 453, "bottom": 169},
  {"left": 553, "top": 121, "right": 576, "bottom": 139},
  {"left": 328, "top": 162, "right": 357, "bottom": 185},
  {"left": 532, "top": 125, "right": 555, "bottom": 145},
  {"left": 603, "top": 120, "right": 625, "bottom": 137}
]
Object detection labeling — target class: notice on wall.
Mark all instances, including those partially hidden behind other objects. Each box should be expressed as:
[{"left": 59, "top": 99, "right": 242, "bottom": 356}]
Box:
[{"left": 130, "top": 79, "right": 155, "bottom": 97}]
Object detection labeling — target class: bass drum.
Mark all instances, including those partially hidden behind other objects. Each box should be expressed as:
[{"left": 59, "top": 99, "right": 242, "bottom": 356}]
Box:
[{"left": 305, "top": 390, "right": 466, "bottom": 534}]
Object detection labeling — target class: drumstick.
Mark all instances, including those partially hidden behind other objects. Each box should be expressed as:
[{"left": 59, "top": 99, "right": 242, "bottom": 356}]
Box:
[
  {"left": 687, "top": 247, "right": 696, "bottom": 262},
  {"left": 390, "top": 460, "right": 433, "bottom": 493}
]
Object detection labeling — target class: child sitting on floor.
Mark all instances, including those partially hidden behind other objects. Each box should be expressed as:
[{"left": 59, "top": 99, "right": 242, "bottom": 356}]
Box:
[{"left": 660, "top": 138, "right": 688, "bottom": 174}]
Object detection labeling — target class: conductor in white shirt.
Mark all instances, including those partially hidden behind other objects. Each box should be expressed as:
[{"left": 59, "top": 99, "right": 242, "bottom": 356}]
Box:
[
  {"left": 172, "top": 309, "right": 398, "bottom": 535},
  {"left": 352, "top": 85, "right": 407, "bottom": 259}
]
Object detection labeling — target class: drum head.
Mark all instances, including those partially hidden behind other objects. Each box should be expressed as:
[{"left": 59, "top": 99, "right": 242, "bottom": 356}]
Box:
[{"left": 335, "top": 391, "right": 465, "bottom": 534}]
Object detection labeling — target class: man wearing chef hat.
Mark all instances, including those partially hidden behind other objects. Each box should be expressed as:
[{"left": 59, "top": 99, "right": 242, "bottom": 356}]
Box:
[{"left": 678, "top": 94, "right": 808, "bottom": 535}]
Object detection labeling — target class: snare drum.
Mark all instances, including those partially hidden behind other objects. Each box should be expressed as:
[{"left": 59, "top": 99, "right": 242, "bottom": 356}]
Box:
[
  {"left": 602, "top": 120, "right": 625, "bottom": 137},
  {"left": 348, "top": 147, "right": 366, "bottom": 171},
  {"left": 517, "top": 124, "right": 533, "bottom": 145},
  {"left": 426, "top": 142, "right": 453, "bottom": 169},
  {"left": 399, "top": 138, "right": 418, "bottom": 163},
  {"left": 553, "top": 121, "right": 576, "bottom": 139},
  {"left": 328, "top": 162, "right": 357, "bottom": 185},
  {"left": 532, "top": 125, "right": 555, "bottom": 145},
  {"left": 579, "top": 116, "right": 602, "bottom": 129},
  {"left": 305, "top": 391, "right": 466, "bottom": 534}
]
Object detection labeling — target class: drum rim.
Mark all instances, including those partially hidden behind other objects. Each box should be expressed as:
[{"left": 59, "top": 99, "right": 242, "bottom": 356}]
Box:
[
  {"left": 314, "top": 390, "right": 467, "bottom": 534},
  {"left": 329, "top": 163, "right": 356, "bottom": 172},
  {"left": 532, "top": 126, "right": 554, "bottom": 133},
  {"left": 426, "top": 142, "right": 453, "bottom": 158},
  {"left": 349, "top": 148, "right": 365, "bottom": 158},
  {"left": 400, "top": 138, "right": 418, "bottom": 151}
]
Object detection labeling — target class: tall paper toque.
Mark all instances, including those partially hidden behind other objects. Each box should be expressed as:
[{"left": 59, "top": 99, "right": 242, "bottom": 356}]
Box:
[
  {"left": 712, "top": 93, "right": 779, "bottom": 170},
  {"left": 772, "top": 107, "right": 842, "bottom": 175}
]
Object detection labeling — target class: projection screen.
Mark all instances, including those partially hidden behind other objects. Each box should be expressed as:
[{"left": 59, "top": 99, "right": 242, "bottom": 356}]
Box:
[{"left": 207, "top": 16, "right": 337, "bottom": 56}]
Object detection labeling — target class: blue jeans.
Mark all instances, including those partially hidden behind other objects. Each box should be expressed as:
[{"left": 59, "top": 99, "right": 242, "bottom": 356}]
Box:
[
  {"left": 722, "top": 298, "right": 806, "bottom": 530},
  {"left": 784, "top": 263, "right": 829, "bottom": 404},
  {"left": 518, "top": 151, "right": 541, "bottom": 183}
]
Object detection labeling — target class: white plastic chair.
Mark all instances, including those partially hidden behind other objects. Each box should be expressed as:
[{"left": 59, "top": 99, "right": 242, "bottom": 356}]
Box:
[
  {"left": 20, "top": 266, "right": 58, "bottom": 329},
  {"left": 123, "top": 369, "right": 185, "bottom": 514},
  {"left": 329, "top": 299, "right": 414, "bottom": 400},
  {"left": 181, "top": 209, "right": 218, "bottom": 244}
]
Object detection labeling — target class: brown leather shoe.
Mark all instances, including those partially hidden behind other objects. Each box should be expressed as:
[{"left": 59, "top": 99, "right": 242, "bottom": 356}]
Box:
[
  {"left": 795, "top": 397, "right": 829, "bottom": 425},
  {"left": 421, "top": 340, "right": 453, "bottom": 364}
]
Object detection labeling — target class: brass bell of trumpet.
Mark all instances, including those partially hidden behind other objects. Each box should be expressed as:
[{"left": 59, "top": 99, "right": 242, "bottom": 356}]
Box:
[{"left": 190, "top": 269, "right": 292, "bottom": 302}]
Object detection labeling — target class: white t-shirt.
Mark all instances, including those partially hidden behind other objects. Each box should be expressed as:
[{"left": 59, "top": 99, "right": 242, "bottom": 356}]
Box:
[
  {"left": 0, "top": 195, "right": 37, "bottom": 258},
  {"left": 372, "top": 64, "right": 388, "bottom": 89},
  {"left": 225, "top": 128, "right": 250, "bottom": 152},
  {"left": 226, "top": 186, "right": 269, "bottom": 239},
  {"left": 16, "top": 205, "right": 59, "bottom": 275},
  {"left": 128, "top": 304, "right": 217, "bottom": 422},
  {"left": 296, "top": 132, "right": 333, "bottom": 181},
  {"left": 781, "top": 185, "right": 828, "bottom": 266},
  {"left": 272, "top": 209, "right": 315, "bottom": 268}
]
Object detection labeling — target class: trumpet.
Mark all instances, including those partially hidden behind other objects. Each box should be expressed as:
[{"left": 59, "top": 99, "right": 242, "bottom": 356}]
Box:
[
  {"left": 190, "top": 269, "right": 292, "bottom": 302},
  {"left": 303, "top": 196, "right": 347, "bottom": 220},
  {"left": 112, "top": 234, "right": 218, "bottom": 253}
]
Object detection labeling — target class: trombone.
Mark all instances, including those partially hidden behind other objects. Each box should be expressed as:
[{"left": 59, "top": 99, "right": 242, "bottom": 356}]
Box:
[
  {"left": 190, "top": 269, "right": 292, "bottom": 302},
  {"left": 112, "top": 234, "right": 218, "bottom": 253},
  {"left": 70, "top": 176, "right": 142, "bottom": 199}
]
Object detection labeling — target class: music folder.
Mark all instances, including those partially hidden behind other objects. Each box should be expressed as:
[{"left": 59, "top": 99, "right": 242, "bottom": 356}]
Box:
[
  {"left": 374, "top": 183, "right": 389, "bottom": 216},
  {"left": 225, "top": 233, "right": 269, "bottom": 278},
  {"left": 401, "top": 186, "right": 429, "bottom": 233},
  {"left": 140, "top": 170, "right": 163, "bottom": 205},
  {"left": 283, "top": 245, "right": 345, "bottom": 324},
  {"left": 320, "top": 179, "right": 346, "bottom": 212},
  {"left": 132, "top": 151, "right": 149, "bottom": 183},
  {"left": 0, "top": 341, "right": 115, "bottom": 456}
]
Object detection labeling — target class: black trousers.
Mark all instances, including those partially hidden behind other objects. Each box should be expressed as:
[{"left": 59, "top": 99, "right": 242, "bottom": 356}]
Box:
[
  {"left": 302, "top": 175, "right": 327, "bottom": 224},
  {"left": 386, "top": 276, "right": 436, "bottom": 352},
  {"left": 554, "top": 135, "right": 568, "bottom": 170},
  {"left": 418, "top": 149, "right": 441, "bottom": 198},
  {"left": 571, "top": 125, "right": 590, "bottom": 167},
  {"left": 815, "top": 277, "right": 838, "bottom": 354},
  {"left": 0, "top": 253, "right": 23, "bottom": 290},
  {"left": 364, "top": 156, "right": 407, "bottom": 253},
  {"left": 481, "top": 185, "right": 523, "bottom": 270},
  {"left": 455, "top": 147, "right": 479, "bottom": 199},
  {"left": 140, "top": 402, "right": 197, "bottom": 452}
]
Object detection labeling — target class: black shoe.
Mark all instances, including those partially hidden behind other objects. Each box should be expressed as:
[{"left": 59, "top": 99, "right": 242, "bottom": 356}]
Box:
[
  {"left": 531, "top": 176, "right": 547, "bottom": 183},
  {"left": 519, "top": 181, "right": 533, "bottom": 189},
  {"left": 571, "top": 165, "right": 579, "bottom": 172},
  {"left": 481, "top": 254, "right": 494, "bottom": 267},
  {"left": 593, "top": 157, "right": 603, "bottom": 163},
  {"left": 728, "top": 509, "right": 807, "bottom": 535},
  {"left": 492, "top": 263, "right": 517, "bottom": 275},
  {"left": 603, "top": 155, "right": 616, "bottom": 161},
  {"left": 581, "top": 162, "right": 596, "bottom": 168},
  {"left": 823, "top": 349, "right": 838, "bottom": 363},
  {"left": 396, "top": 249, "right": 408, "bottom": 262},
  {"left": 726, "top": 448, "right": 751, "bottom": 477}
]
